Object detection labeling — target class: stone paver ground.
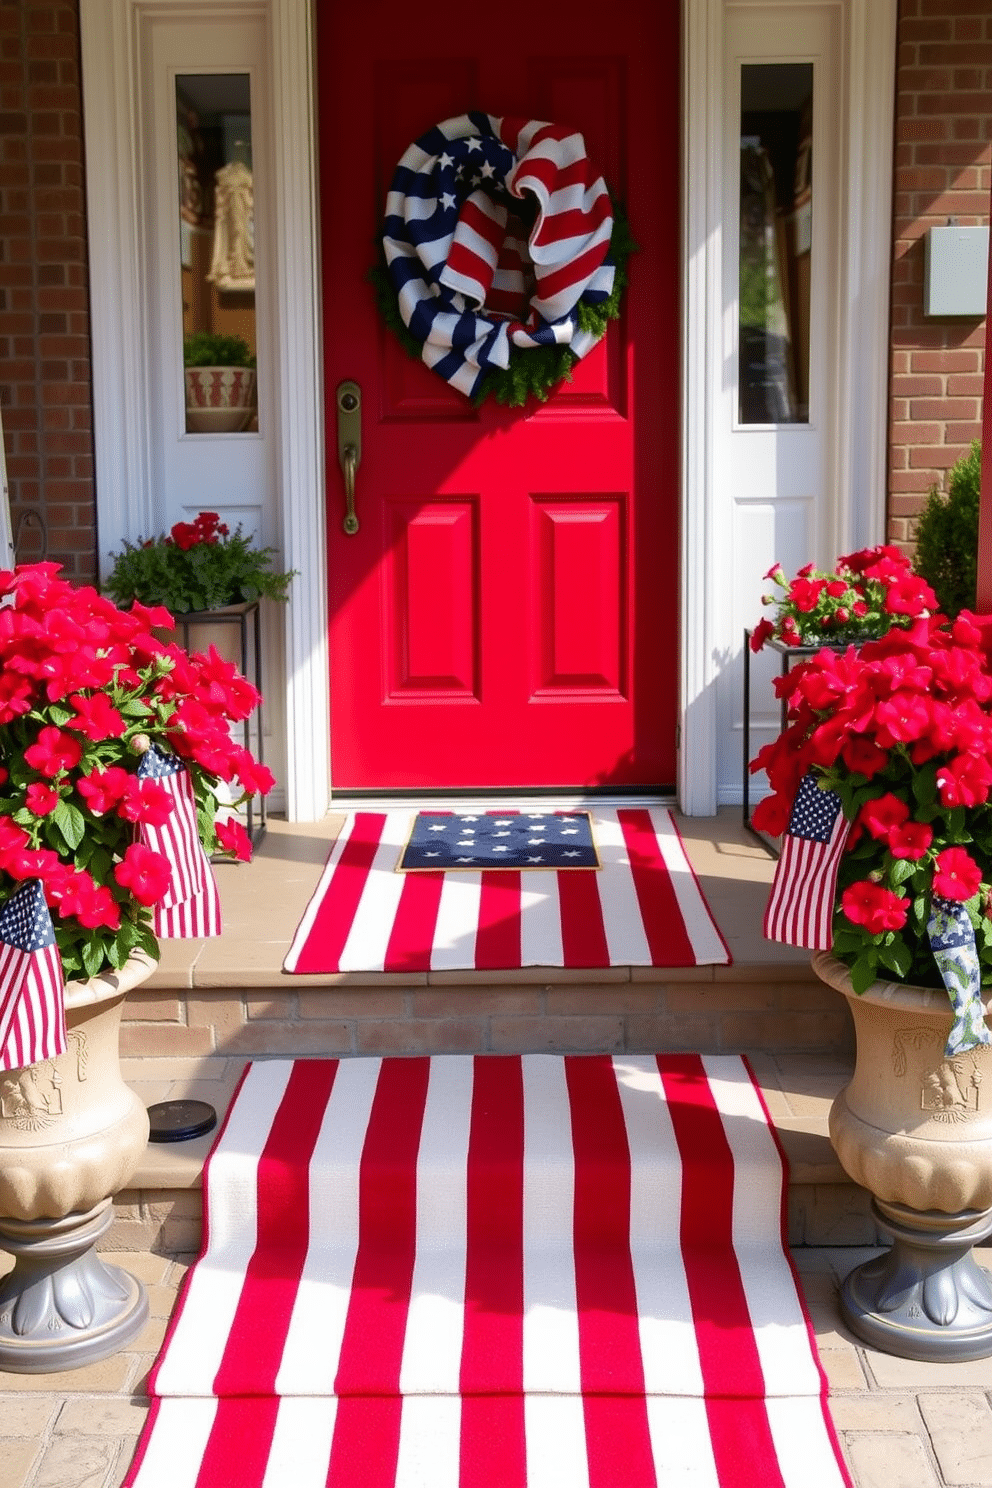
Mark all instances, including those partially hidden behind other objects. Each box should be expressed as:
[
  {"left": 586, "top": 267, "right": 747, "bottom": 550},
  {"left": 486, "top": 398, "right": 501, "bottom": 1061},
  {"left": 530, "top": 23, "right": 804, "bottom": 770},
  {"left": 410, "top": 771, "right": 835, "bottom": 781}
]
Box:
[{"left": 3, "top": 1245, "right": 992, "bottom": 1487}]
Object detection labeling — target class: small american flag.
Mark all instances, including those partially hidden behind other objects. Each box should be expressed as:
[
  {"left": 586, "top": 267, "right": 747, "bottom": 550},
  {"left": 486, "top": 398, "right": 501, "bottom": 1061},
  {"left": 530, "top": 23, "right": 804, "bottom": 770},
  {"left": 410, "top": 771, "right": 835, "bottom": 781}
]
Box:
[
  {"left": 763, "top": 772, "right": 852, "bottom": 949},
  {"left": 137, "top": 747, "right": 221, "bottom": 940},
  {"left": 0, "top": 878, "right": 65, "bottom": 1073}
]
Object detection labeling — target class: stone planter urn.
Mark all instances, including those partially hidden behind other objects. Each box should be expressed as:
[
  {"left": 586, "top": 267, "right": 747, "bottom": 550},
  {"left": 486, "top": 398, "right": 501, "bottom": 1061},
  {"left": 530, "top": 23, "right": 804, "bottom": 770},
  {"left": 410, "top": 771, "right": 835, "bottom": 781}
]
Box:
[
  {"left": 814, "top": 950, "right": 992, "bottom": 1361},
  {"left": 184, "top": 366, "right": 257, "bottom": 433},
  {"left": 0, "top": 951, "right": 156, "bottom": 1372}
]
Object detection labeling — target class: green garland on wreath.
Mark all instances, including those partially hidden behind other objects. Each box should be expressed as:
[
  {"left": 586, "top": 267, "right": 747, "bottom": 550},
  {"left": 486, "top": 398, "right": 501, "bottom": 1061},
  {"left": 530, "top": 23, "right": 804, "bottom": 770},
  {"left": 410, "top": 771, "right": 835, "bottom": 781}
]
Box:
[{"left": 370, "top": 203, "right": 636, "bottom": 410}]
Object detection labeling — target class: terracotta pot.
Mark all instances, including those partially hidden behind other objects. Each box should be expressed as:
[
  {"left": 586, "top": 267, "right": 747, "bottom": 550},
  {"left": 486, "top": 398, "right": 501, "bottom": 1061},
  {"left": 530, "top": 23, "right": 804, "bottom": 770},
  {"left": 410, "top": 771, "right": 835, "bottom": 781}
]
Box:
[
  {"left": 0, "top": 951, "right": 157, "bottom": 1372},
  {"left": 814, "top": 950, "right": 992, "bottom": 1360},
  {"left": 184, "top": 366, "right": 256, "bottom": 433}
]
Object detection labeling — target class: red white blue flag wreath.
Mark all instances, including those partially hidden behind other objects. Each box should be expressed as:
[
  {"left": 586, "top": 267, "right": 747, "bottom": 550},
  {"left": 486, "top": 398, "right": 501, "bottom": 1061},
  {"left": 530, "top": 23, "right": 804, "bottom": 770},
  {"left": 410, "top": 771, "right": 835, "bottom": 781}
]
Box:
[{"left": 380, "top": 112, "right": 628, "bottom": 405}]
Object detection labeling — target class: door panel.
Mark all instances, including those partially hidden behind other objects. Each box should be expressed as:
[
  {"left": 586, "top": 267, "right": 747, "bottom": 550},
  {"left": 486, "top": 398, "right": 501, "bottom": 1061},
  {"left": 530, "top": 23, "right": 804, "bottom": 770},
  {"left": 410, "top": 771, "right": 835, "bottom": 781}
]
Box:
[{"left": 319, "top": 1, "right": 679, "bottom": 789}]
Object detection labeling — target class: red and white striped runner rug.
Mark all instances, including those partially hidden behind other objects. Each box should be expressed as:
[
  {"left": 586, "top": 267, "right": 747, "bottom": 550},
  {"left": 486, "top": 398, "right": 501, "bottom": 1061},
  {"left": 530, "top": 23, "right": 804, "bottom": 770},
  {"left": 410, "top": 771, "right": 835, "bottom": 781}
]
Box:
[
  {"left": 125, "top": 1055, "right": 850, "bottom": 1488},
  {"left": 284, "top": 809, "right": 730, "bottom": 973}
]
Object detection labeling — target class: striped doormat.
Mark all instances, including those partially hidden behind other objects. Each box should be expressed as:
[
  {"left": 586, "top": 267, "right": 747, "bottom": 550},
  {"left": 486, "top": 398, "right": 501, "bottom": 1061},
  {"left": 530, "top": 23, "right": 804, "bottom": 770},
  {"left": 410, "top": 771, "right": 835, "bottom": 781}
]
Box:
[
  {"left": 125, "top": 1055, "right": 850, "bottom": 1488},
  {"left": 284, "top": 808, "right": 730, "bottom": 973}
]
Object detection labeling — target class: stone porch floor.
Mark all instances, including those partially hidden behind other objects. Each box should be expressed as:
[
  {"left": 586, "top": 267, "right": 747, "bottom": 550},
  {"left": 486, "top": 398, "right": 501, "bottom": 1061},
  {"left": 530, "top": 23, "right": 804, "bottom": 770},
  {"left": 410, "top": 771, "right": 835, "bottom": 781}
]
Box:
[{"left": 3, "top": 806, "right": 992, "bottom": 1486}]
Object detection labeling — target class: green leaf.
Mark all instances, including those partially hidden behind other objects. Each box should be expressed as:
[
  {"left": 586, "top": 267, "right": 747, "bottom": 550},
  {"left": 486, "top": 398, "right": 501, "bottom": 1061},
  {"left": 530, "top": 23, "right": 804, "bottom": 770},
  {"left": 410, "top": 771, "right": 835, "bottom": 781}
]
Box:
[
  {"left": 81, "top": 935, "right": 105, "bottom": 979},
  {"left": 878, "top": 938, "right": 913, "bottom": 978},
  {"left": 912, "top": 765, "right": 938, "bottom": 807},
  {"left": 52, "top": 799, "right": 86, "bottom": 851},
  {"left": 46, "top": 704, "right": 73, "bottom": 728},
  {"left": 850, "top": 953, "right": 880, "bottom": 995},
  {"left": 889, "top": 857, "right": 917, "bottom": 886}
]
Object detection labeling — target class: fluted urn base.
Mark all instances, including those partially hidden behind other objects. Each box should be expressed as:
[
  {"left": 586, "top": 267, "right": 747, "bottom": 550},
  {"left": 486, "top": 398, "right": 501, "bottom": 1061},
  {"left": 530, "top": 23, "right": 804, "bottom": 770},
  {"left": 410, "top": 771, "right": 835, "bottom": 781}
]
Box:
[
  {"left": 840, "top": 1198, "right": 992, "bottom": 1361},
  {"left": 0, "top": 1198, "right": 148, "bottom": 1372},
  {"left": 0, "top": 952, "right": 156, "bottom": 1372}
]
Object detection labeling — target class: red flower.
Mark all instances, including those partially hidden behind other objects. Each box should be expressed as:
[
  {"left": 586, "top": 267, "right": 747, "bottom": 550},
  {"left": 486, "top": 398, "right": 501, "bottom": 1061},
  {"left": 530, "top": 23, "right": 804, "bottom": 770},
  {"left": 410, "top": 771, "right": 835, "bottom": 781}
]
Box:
[
  {"left": 884, "top": 574, "right": 938, "bottom": 617},
  {"left": 215, "top": 817, "right": 252, "bottom": 862},
  {"left": 66, "top": 691, "right": 126, "bottom": 741},
  {"left": 114, "top": 843, "right": 173, "bottom": 906},
  {"left": 841, "top": 881, "right": 908, "bottom": 934},
  {"left": 888, "top": 821, "right": 933, "bottom": 860},
  {"left": 116, "top": 778, "right": 175, "bottom": 827},
  {"left": 55, "top": 871, "right": 121, "bottom": 930},
  {"left": 841, "top": 736, "right": 889, "bottom": 779},
  {"left": 933, "top": 848, "right": 983, "bottom": 901},
  {"left": 858, "top": 793, "right": 910, "bottom": 841},
  {"left": 936, "top": 754, "right": 992, "bottom": 809},
  {"left": 874, "top": 690, "right": 933, "bottom": 747},
  {"left": 25, "top": 782, "right": 60, "bottom": 817},
  {"left": 170, "top": 521, "right": 201, "bottom": 551},
  {"left": 77, "top": 766, "right": 131, "bottom": 816},
  {"left": 788, "top": 577, "right": 826, "bottom": 613},
  {"left": 226, "top": 746, "right": 274, "bottom": 797},
  {"left": 749, "top": 618, "right": 774, "bottom": 652},
  {"left": 24, "top": 726, "right": 83, "bottom": 777}
]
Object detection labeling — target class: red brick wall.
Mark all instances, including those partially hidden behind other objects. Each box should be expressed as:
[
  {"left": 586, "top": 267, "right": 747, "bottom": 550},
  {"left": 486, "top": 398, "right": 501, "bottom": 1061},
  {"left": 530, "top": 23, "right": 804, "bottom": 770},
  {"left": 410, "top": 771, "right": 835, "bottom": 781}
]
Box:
[
  {"left": 888, "top": 0, "right": 991, "bottom": 549},
  {"left": 0, "top": 0, "right": 96, "bottom": 581}
]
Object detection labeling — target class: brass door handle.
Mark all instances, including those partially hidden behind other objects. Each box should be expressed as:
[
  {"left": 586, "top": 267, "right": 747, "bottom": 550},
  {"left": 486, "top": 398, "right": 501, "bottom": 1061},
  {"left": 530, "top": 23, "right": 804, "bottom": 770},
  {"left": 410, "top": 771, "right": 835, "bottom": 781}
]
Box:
[{"left": 336, "top": 380, "right": 361, "bottom": 535}]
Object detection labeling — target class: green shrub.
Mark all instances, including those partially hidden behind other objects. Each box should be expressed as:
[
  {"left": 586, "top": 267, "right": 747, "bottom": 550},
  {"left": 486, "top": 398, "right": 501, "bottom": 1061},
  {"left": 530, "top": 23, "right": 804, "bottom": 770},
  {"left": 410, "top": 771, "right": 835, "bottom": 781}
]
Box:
[
  {"left": 913, "top": 439, "right": 982, "bottom": 618},
  {"left": 183, "top": 332, "right": 256, "bottom": 368}
]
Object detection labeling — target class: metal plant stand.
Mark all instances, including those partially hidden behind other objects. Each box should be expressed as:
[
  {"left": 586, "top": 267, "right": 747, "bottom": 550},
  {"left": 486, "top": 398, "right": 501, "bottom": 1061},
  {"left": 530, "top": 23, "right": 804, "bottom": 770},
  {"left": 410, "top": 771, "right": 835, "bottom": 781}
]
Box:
[{"left": 174, "top": 600, "right": 266, "bottom": 845}]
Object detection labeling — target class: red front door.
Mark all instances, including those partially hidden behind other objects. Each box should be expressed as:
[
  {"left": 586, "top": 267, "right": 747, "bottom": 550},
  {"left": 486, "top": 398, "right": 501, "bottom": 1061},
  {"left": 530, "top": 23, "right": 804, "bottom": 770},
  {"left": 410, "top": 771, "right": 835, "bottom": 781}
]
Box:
[{"left": 319, "top": 2, "right": 679, "bottom": 791}]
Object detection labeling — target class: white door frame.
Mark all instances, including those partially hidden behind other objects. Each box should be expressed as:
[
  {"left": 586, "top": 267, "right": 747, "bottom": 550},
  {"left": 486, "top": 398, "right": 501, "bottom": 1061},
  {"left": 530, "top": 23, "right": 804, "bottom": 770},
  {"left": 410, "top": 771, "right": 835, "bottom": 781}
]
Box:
[
  {"left": 80, "top": 0, "right": 893, "bottom": 819},
  {"left": 679, "top": 0, "right": 896, "bottom": 812}
]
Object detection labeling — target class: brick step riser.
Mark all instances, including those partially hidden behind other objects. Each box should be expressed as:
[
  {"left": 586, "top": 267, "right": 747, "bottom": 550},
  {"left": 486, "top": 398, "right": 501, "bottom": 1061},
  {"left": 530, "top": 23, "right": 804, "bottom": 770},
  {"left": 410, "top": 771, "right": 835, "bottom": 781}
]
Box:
[{"left": 120, "top": 974, "right": 856, "bottom": 1060}]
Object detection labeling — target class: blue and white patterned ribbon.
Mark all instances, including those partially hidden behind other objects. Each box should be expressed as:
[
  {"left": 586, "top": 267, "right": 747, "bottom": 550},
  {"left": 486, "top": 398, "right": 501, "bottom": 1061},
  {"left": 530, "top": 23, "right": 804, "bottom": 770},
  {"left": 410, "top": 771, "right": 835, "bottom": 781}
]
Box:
[{"left": 927, "top": 894, "right": 992, "bottom": 1057}]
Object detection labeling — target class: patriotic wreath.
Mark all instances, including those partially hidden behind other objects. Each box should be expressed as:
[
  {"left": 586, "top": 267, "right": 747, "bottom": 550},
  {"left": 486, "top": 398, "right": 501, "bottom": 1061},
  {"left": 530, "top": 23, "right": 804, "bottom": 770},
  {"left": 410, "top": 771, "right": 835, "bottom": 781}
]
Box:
[{"left": 376, "top": 111, "right": 633, "bottom": 407}]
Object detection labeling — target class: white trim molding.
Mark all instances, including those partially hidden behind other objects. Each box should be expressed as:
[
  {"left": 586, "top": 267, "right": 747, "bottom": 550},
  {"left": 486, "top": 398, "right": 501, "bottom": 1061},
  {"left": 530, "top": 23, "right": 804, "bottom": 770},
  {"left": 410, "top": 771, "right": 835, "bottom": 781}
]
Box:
[
  {"left": 269, "top": 0, "right": 330, "bottom": 820},
  {"left": 679, "top": 0, "right": 724, "bottom": 815}
]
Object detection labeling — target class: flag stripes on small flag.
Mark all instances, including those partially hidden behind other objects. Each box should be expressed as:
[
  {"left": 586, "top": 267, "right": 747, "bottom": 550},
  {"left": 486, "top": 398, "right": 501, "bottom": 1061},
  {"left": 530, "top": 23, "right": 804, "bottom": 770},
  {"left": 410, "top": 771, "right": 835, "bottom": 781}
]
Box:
[
  {"left": 284, "top": 808, "right": 729, "bottom": 973},
  {"left": 137, "top": 746, "right": 222, "bottom": 940},
  {"left": 124, "top": 1055, "right": 850, "bottom": 1488},
  {"left": 0, "top": 878, "right": 65, "bottom": 1073},
  {"left": 382, "top": 111, "right": 615, "bottom": 399},
  {"left": 763, "top": 772, "right": 853, "bottom": 950}
]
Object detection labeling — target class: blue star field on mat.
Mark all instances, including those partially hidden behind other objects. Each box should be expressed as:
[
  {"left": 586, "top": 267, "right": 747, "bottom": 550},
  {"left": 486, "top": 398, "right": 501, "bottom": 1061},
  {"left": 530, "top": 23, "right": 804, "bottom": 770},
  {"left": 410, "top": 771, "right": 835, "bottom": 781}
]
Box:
[{"left": 398, "top": 812, "right": 599, "bottom": 871}]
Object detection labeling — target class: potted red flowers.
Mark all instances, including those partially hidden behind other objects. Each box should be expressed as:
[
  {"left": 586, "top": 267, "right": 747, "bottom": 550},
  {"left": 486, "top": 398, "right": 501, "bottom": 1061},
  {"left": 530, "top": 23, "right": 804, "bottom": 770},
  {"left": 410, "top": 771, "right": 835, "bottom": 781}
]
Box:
[
  {"left": 750, "top": 544, "right": 938, "bottom": 653},
  {"left": 751, "top": 583, "right": 992, "bottom": 1362},
  {"left": 0, "top": 562, "right": 272, "bottom": 1372}
]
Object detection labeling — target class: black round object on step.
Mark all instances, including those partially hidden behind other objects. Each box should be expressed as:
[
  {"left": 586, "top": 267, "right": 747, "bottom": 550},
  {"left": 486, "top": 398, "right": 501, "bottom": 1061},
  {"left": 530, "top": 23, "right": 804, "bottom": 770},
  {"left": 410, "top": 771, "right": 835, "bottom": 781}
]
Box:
[{"left": 147, "top": 1099, "right": 217, "bottom": 1143}]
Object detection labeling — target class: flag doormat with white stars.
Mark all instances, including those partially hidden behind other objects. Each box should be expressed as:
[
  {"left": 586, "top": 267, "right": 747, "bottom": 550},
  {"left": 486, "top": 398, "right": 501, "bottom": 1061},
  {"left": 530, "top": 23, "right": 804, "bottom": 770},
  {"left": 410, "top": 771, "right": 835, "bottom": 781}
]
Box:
[
  {"left": 283, "top": 808, "right": 730, "bottom": 974},
  {"left": 399, "top": 810, "right": 600, "bottom": 871}
]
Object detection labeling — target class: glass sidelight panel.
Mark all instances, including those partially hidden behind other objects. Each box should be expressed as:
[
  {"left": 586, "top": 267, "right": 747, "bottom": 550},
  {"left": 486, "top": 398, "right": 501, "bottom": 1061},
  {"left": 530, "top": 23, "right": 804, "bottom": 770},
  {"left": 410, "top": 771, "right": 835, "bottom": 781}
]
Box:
[
  {"left": 739, "top": 62, "right": 813, "bottom": 425},
  {"left": 176, "top": 73, "right": 257, "bottom": 434}
]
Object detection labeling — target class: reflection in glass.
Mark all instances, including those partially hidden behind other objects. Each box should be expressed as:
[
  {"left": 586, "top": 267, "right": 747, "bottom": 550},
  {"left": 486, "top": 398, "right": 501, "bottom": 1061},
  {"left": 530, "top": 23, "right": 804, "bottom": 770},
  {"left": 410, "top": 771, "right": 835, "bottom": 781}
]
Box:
[
  {"left": 176, "top": 74, "right": 257, "bottom": 434},
  {"left": 739, "top": 63, "right": 813, "bottom": 424}
]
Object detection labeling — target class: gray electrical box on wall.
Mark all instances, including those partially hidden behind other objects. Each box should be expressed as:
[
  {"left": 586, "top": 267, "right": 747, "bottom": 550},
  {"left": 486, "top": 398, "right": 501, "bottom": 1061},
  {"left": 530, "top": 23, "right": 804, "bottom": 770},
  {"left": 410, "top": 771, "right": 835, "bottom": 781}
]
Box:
[{"left": 924, "top": 225, "right": 990, "bottom": 317}]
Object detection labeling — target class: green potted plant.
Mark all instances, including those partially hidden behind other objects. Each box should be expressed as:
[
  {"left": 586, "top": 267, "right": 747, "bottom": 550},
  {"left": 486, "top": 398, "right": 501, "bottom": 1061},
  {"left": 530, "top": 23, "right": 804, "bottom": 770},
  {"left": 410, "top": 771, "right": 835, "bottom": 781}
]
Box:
[
  {"left": 183, "top": 331, "right": 257, "bottom": 433},
  {"left": 105, "top": 510, "right": 293, "bottom": 616},
  {"left": 913, "top": 439, "right": 982, "bottom": 619}
]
